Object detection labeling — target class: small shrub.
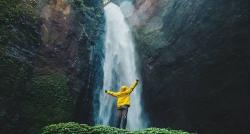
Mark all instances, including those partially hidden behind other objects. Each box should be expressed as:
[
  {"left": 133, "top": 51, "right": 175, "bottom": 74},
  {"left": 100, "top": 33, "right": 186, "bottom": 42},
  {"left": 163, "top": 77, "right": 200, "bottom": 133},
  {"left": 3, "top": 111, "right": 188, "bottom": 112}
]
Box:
[
  {"left": 42, "top": 122, "right": 89, "bottom": 134},
  {"left": 41, "top": 122, "right": 191, "bottom": 134}
]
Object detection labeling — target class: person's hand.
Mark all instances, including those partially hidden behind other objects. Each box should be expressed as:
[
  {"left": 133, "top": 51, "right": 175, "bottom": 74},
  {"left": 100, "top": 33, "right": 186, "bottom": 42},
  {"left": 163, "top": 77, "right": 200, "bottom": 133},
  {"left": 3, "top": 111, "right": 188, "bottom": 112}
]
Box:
[{"left": 105, "top": 90, "right": 108, "bottom": 93}]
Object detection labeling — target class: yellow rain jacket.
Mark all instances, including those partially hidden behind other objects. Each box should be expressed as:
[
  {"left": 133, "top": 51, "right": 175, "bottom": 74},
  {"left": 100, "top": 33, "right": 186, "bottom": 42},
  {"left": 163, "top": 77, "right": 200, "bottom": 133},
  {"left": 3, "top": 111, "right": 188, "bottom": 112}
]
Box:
[{"left": 106, "top": 80, "right": 138, "bottom": 108}]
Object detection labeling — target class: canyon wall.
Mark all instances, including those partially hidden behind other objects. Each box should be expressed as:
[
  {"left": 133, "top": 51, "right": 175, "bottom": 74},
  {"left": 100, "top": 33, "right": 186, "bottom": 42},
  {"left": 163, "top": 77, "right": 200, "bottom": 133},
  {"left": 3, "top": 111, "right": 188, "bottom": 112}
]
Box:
[
  {"left": 130, "top": 0, "right": 250, "bottom": 134},
  {"left": 0, "top": 0, "right": 104, "bottom": 133}
]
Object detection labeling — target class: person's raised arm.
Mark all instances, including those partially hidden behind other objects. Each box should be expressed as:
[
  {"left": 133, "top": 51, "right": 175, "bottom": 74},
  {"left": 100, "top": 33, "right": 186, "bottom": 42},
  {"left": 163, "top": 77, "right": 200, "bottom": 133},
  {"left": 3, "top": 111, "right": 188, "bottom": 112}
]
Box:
[
  {"left": 125, "top": 79, "right": 139, "bottom": 94},
  {"left": 105, "top": 90, "right": 122, "bottom": 97}
]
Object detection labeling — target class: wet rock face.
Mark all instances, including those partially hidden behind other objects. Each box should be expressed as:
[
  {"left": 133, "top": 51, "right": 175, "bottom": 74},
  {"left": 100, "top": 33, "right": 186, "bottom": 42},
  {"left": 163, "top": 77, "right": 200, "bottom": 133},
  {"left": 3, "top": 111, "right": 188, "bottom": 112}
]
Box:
[
  {"left": 37, "top": 0, "right": 105, "bottom": 125},
  {"left": 131, "top": 0, "right": 250, "bottom": 133},
  {"left": 37, "top": 0, "right": 105, "bottom": 94},
  {"left": 38, "top": 0, "right": 72, "bottom": 72},
  {"left": 127, "top": 0, "right": 159, "bottom": 27},
  {"left": 40, "top": 0, "right": 71, "bottom": 55},
  {"left": 0, "top": 0, "right": 104, "bottom": 133},
  {"left": 38, "top": 0, "right": 79, "bottom": 93}
]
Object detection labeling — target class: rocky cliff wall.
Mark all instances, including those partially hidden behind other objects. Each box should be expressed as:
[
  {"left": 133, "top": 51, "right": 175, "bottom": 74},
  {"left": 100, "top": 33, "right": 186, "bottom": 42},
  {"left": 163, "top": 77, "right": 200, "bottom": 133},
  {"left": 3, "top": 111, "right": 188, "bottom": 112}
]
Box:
[
  {"left": 0, "top": 0, "right": 105, "bottom": 133},
  {"left": 130, "top": 0, "right": 250, "bottom": 134}
]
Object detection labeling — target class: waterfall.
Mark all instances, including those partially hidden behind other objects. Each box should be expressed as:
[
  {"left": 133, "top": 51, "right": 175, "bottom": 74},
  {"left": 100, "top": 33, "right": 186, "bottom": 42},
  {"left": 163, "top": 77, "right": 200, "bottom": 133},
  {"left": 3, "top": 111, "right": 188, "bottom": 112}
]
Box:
[{"left": 95, "top": 2, "right": 147, "bottom": 130}]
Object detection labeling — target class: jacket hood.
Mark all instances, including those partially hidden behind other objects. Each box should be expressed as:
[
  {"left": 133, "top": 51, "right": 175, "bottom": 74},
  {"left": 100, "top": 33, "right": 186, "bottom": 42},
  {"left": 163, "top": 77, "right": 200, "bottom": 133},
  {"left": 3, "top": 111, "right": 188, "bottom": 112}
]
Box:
[{"left": 120, "top": 86, "right": 128, "bottom": 92}]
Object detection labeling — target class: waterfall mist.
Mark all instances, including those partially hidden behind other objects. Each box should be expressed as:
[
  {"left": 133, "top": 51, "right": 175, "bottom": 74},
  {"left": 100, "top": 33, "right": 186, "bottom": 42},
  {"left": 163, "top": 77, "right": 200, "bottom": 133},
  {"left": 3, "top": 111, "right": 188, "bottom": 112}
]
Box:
[{"left": 95, "top": 2, "right": 147, "bottom": 130}]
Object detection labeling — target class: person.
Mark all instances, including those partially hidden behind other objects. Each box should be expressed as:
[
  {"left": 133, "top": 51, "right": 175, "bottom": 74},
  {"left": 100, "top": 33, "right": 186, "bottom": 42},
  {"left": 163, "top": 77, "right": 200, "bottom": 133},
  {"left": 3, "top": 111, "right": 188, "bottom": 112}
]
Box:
[{"left": 105, "top": 79, "right": 139, "bottom": 129}]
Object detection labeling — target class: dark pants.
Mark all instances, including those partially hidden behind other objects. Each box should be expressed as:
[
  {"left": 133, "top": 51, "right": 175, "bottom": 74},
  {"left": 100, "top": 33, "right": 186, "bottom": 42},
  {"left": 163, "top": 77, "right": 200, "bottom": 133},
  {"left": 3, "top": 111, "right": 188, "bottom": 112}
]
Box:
[{"left": 116, "top": 105, "right": 129, "bottom": 129}]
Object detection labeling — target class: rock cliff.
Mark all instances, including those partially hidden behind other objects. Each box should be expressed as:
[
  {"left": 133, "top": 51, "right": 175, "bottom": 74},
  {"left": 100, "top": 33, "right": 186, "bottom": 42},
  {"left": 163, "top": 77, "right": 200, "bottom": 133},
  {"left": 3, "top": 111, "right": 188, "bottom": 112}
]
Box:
[
  {"left": 129, "top": 0, "right": 250, "bottom": 134},
  {"left": 0, "top": 0, "right": 104, "bottom": 133}
]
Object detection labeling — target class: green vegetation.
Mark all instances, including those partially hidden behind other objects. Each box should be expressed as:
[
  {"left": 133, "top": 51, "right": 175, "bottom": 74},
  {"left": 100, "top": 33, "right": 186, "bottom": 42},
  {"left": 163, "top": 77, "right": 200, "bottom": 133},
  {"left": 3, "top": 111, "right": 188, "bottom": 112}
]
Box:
[
  {"left": 42, "top": 122, "right": 191, "bottom": 134},
  {"left": 0, "top": 0, "right": 75, "bottom": 133},
  {"left": 23, "top": 73, "right": 74, "bottom": 133},
  {"left": 0, "top": 54, "right": 74, "bottom": 133},
  {"left": 0, "top": 0, "right": 105, "bottom": 133},
  {"left": 69, "top": 0, "right": 105, "bottom": 41},
  {"left": 0, "top": 0, "right": 39, "bottom": 49},
  {"left": 0, "top": 54, "right": 31, "bottom": 133}
]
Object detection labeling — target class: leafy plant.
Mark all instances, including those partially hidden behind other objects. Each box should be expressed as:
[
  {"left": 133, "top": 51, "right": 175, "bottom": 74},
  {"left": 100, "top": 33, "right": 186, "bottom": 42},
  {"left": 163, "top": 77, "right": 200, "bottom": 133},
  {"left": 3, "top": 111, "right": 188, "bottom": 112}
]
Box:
[
  {"left": 0, "top": 0, "right": 39, "bottom": 48},
  {"left": 42, "top": 122, "right": 191, "bottom": 134}
]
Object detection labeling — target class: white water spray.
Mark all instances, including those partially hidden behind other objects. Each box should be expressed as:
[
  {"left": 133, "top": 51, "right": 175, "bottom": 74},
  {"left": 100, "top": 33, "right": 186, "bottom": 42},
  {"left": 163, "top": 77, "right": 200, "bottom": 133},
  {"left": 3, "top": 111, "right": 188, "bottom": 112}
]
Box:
[{"left": 96, "top": 3, "right": 147, "bottom": 130}]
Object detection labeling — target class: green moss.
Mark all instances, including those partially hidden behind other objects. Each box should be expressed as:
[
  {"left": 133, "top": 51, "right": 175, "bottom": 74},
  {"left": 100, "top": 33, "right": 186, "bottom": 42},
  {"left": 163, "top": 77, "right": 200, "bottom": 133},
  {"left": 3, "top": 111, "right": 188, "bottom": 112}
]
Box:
[
  {"left": 42, "top": 122, "right": 90, "bottom": 134},
  {"left": 0, "top": 54, "right": 32, "bottom": 133},
  {"left": 22, "top": 73, "right": 74, "bottom": 133},
  {"left": 0, "top": 0, "right": 39, "bottom": 48},
  {"left": 0, "top": 54, "right": 30, "bottom": 94},
  {"left": 68, "top": 0, "right": 105, "bottom": 41},
  {"left": 133, "top": 128, "right": 190, "bottom": 134},
  {"left": 41, "top": 122, "right": 191, "bottom": 134},
  {"left": 0, "top": 54, "right": 74, "bottom": 133}
]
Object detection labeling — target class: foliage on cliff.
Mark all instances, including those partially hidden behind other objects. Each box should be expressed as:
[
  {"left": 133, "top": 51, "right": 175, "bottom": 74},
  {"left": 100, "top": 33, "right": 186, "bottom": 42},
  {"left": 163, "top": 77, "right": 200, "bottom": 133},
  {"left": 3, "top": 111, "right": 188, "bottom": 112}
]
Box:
[
  {"left": 24, "top": 74, "right": 74, "bottom": 133},
  {"left": 70, "top": 0, "right": 105, "bottom": 42},
  {"left": 0, "top": 54, "right": 31, "bottom": 132},
  {"left": 0, "top": 0, "right": 105, "bottom": 133},
  {"left": 0, "top": 0, "right": 77, "bottom": 133},
  {"left": 0, "top": 53, "right": 74, "bottom": 133},
  {"left": 0, "top": 0, "right": 40, "bottom": 49},
  {"left": 41, "top": 122, "right": 191, "bottom": 134}
]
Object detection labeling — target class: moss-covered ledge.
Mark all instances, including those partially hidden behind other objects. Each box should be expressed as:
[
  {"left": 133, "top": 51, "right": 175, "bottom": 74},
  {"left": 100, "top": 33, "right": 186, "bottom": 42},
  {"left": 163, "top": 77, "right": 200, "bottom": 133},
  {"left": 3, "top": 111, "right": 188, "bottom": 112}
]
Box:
[{"left": 41, "top": 122, "right": 191, "bottom": 134}]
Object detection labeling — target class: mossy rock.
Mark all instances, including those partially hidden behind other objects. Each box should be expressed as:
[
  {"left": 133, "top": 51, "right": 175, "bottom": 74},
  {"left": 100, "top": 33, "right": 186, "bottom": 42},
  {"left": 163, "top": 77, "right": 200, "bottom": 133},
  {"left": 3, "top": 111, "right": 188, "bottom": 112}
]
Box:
[
  {"left": 133, "top": 128, "right": 191, "bottom": 134},
  {"left": 41, "top": 122, "right": 191, "bottom": 134},
  {"left": 0, "top": 54, "right": 74, "bottom": 133},
  {"left": 0, "top": 0, "right": 39, "bottom": 48},
  {"left": 0, "top": 54, "right": 32, "bottom": 132},
  {"left": 22, "top": 73, "right": 74, "bottom": 133}
]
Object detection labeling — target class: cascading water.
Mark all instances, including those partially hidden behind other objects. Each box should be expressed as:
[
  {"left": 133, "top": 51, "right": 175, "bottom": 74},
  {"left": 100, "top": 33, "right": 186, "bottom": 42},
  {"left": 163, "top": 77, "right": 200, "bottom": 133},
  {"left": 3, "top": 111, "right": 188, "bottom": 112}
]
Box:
[{"left": 95, "top": 2, "right": 147, "bottom": 130}]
